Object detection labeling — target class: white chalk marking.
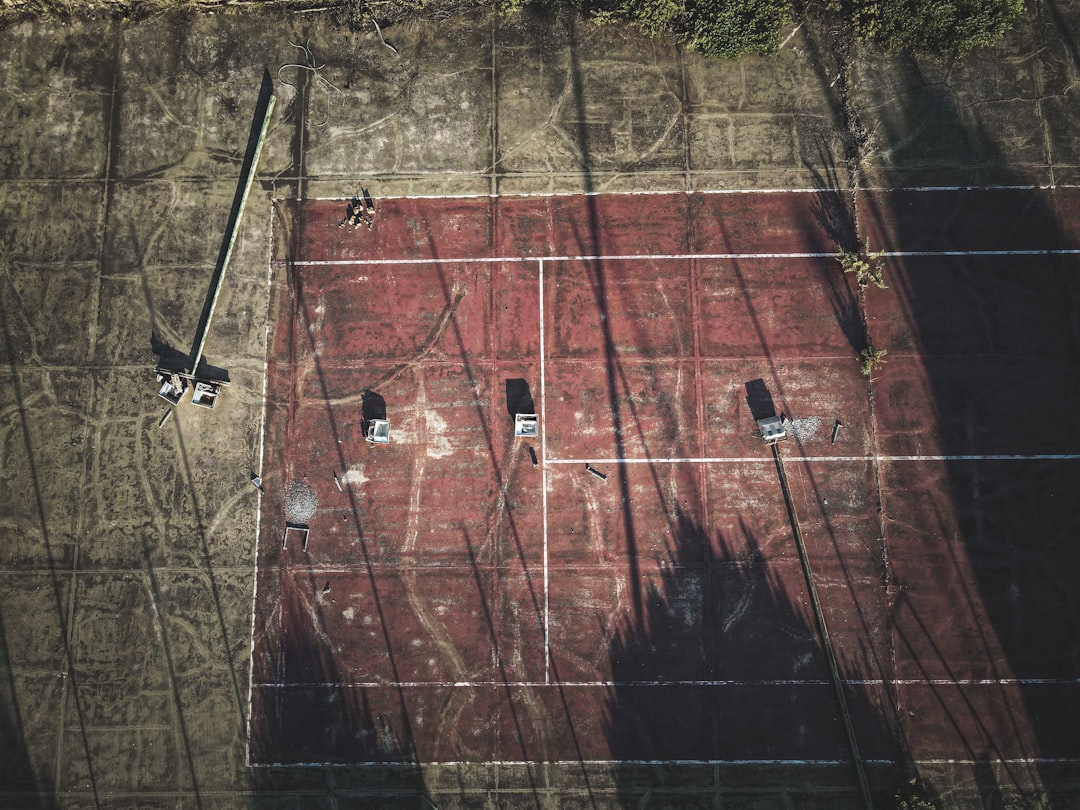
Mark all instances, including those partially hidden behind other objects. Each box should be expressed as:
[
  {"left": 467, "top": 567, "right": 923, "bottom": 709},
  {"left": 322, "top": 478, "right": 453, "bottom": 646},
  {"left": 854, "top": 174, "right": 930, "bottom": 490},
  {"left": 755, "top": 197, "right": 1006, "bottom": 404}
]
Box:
[{"left": 777, "top": 21, "right": 804, "bottom": 50}]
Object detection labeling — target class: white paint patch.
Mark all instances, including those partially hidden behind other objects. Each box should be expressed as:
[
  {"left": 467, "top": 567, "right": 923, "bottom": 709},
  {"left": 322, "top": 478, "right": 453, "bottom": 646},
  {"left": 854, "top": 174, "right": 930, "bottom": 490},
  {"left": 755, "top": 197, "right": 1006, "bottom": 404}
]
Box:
[
  {"left": 342, "top": 607, "right": 355, "bottom": 622},
  {"left": 425, "top": 410, "right": 453, "bottom": 458},
  {"left": 786, "top": 415, "right": 822, "bottom": 444},
  {"left": 343, "top": 465, "right": 368, "bottom": 485}
]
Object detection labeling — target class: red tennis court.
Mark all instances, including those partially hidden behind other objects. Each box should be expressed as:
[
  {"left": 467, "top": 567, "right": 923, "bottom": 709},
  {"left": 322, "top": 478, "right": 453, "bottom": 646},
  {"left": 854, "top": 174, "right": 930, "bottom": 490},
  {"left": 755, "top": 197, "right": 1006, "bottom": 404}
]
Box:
[{"left": 247, "top": 189, "right": 1080, "bottom": 786}]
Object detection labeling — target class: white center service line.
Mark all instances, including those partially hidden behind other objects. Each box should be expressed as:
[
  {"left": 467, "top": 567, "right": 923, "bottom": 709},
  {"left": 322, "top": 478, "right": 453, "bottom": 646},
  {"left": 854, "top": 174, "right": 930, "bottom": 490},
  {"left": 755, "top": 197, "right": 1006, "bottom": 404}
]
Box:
[
  {"left": 539, "top": 258, "right": 550, "bottom": 685},
  {"left": 548, "top": 454, "right": 1080, "bottom": 464}
]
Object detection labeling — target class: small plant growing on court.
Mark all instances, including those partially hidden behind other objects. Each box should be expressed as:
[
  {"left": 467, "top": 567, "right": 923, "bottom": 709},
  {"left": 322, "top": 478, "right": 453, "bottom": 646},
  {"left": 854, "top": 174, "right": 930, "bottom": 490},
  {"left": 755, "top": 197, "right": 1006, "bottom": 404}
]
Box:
[
  {"left": 858, "top": 346, "right": 888, "bottom": 376},
  {"left": 839, "top": 240, "right": 887, "bottom": 289},
  {"left": 896, "top": 778, "right": 938, "bottom": 810}
]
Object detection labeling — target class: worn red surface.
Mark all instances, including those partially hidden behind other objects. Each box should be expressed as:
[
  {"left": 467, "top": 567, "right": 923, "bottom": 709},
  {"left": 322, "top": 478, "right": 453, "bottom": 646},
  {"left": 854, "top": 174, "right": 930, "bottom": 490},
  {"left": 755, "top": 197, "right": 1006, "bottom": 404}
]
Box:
[{"left": 249, "top": 190, "right": 1080, "bottom": 772}]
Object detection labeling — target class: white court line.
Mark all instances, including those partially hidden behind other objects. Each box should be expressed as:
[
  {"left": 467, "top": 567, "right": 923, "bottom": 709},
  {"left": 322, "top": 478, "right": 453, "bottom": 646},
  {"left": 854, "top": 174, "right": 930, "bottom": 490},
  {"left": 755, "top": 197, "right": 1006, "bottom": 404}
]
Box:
[
  {"left": 281, "top": 247, "right": 1080, "bottom": 268},
  {"left": 882, "top": 249, "right": 1080, "bottom": 257},
  {"left": 548, "top": 454, "right": 1080, "bottom": 464},
  {"left": 247, "top": 756, "right": 1077, "bottom": 768},
  {"left": 301, "top": 183, "right": 1072, "bottom": 202},
  {"left": 539, "top": 258, "right": 550, "bottom": 685},
  {"left": 245, "top": 197, "right": 278, "bottom": 767},
  {"left": 281, "top": 252, "right": 838, "bottom": 267},
  {"left": 253, "top": 677, "right": 1080, "bottom": 688}
]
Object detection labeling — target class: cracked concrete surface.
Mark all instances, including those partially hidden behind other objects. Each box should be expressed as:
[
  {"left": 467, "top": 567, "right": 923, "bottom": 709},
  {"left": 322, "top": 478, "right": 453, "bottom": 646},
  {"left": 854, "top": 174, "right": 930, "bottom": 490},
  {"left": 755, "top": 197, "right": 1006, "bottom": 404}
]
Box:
[{"left": 0, "top": 2, "right": 1078, "bottom": 807}]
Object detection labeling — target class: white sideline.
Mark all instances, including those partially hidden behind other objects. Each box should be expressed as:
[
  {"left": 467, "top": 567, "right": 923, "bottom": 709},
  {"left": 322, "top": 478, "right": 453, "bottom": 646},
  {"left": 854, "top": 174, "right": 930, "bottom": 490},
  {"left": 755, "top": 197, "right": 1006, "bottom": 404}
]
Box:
[{"left": 547, "top": 454, "right": 1080, "bottom": 464}]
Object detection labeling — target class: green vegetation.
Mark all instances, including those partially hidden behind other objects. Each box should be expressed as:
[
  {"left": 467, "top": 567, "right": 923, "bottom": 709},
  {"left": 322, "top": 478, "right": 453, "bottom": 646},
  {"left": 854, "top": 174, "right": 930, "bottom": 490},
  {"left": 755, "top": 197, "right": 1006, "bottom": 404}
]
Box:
[
  {"left": 1, "top": 0, "right": 1023, "bottom": 59},
  {"left": 583, "top": 0, "right": 1022, "bottom": 56},
  {"left": 834, "top": 0, "right": 1025, "bottom": 54},
  {"left": 858, "top": 345, "right": 887, "bottom": 376},
  {"left": 839, "top": 240, "right": 888, "bottom": 289},
  {"left": 587, "top": 0, "right": 790, "bottom": 57},
  {"left": 895, "top": 777, "right": 938, "bottom": 809}
]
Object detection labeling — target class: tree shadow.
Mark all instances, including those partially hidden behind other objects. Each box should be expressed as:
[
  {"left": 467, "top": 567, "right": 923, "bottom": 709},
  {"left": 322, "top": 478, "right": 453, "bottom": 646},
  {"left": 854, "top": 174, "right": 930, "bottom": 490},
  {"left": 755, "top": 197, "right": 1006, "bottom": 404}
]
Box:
[
  {"left": 805, "top": 18, "right": 1080, "bottom": 802},
  {"left": 606, "top": 508, "right": 899, "bottom": 803},
  {"left": 245, "top": 558, "right": 432, "bottom": 802}
]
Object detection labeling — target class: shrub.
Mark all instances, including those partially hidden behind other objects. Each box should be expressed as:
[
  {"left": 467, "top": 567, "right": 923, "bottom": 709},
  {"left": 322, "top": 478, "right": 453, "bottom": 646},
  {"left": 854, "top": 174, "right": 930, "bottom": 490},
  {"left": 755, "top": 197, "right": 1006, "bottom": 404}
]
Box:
[
  {"left": 684, "top": 0, "right": 790, "bottom": 57},
  {"left": 587, "top": 0, "right": 790, "bottom": 57},
  {"left": 838, "top": 0, "right": 1024, "bottom": 54},
  {"left": 838, "top": 240, "right": 887, "bottom": 289},
  {"left": 858, "top": 345, "right": 887, "bottom": 376}
]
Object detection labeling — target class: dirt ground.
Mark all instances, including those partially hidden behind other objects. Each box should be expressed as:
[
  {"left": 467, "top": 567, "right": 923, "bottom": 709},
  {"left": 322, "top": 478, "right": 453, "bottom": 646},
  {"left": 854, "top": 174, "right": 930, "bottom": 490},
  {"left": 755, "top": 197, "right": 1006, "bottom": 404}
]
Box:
[{"left": 1, "top": 2, "right": 1079, "bottom": 807}]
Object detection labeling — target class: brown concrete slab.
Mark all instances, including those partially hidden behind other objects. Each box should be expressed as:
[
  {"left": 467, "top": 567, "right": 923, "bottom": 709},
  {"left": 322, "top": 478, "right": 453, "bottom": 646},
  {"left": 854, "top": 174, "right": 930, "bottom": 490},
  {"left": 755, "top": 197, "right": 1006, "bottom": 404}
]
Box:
[
  {"left": 864, "top": 254, "right": 1077, "bottom": 358},
  {"left": 286, "top": 198, "right": 497, "bottom": 263},
  {"left": 495, "top": 195, "right": 693, "bottom": 258},
  {"left": 494, "top": 262, "right": 543, "bottom": 361},
  {"left": 870, "top": 354, "right": 1080, "bottom": 457},
  {"left": 695, "top": 257, "right": 856, "bottom": 359},
  {"left": 688, "top": 192, "right": 835, "bottom": 255},
  {"left": 542, "top": 463, "right": 704, "bottom": 567},
  {"left": 883, "top": 458, "right": 1080, "bottom": 676},
  {"left": 702, "top": 463, "right": 797, "bottom": 562},
  {"left": 895, "top": 681, "right": 1044, "bottom": 762},
  {"left": 544, "top": 259, "right": 695, "bottom": 359},
  {"left": 543, "top": 361, "right": 701, "bottom": 462},
  {"left": 254, "top": 194, "right": 902, "bottom": 766}
]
